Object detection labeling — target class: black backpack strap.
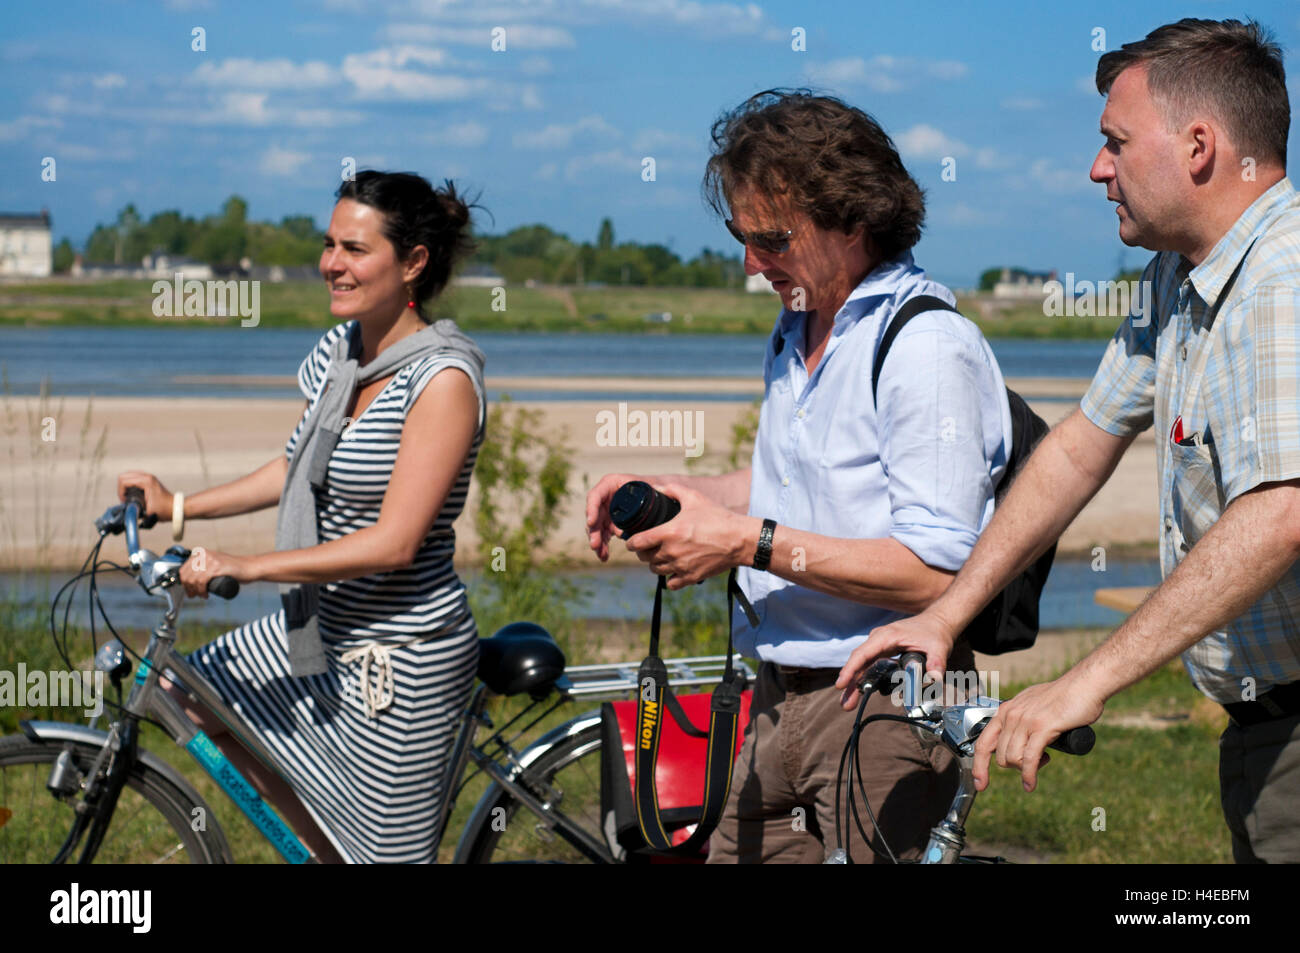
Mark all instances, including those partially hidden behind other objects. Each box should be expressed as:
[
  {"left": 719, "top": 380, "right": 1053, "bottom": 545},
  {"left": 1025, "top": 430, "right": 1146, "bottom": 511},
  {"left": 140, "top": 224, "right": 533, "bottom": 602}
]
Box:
[
  {"left": 870, "top": 295, "right": 960, "bottom": 405},
  {"left": 632, "top": 569, "right": 753, "bottom": 856}
]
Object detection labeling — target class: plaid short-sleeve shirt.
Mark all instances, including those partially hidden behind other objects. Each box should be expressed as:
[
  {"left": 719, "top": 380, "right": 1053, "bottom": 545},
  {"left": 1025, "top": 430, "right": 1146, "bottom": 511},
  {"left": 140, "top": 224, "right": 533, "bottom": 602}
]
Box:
[{"left": 1081, "top": 177, "right": 1300, "bottom": 703}]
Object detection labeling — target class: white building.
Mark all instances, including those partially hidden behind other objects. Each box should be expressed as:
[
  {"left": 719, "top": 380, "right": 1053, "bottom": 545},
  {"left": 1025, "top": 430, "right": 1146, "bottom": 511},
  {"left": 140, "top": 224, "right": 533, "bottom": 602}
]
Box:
[
  {"left": 453, "top": 263, "right": 505, "bottom": 288},
  {"left": 745, "top": 272, "right": 775, "bottom": 293},
  {"left": 0, "top": 211, "right": 53, "bottom": 277},
  {"left": 992, "top": 267, "right": 1056, "bottom": 300}
]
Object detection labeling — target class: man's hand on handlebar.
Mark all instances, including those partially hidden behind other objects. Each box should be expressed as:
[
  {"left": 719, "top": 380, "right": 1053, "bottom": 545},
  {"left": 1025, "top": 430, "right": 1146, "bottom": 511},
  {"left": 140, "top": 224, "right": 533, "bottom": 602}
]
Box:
[
  {"left": 971, "top": 673, "right": 1105, "bottom": 792},
  {"left": 836, "top": 610, "right": 960, "bottom": 710}
]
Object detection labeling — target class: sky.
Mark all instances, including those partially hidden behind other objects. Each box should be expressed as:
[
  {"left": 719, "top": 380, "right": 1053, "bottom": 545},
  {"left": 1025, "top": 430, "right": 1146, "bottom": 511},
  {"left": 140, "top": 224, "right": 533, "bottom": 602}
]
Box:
[{"left": 2, "top": 0, "right": 1298, "bottom": 289}]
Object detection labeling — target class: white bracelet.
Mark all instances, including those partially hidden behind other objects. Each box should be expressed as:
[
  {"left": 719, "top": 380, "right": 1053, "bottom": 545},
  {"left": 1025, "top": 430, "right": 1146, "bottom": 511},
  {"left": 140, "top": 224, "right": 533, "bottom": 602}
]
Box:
[{"left": 172, "top": 492, "right": 185, "bottom": 541}]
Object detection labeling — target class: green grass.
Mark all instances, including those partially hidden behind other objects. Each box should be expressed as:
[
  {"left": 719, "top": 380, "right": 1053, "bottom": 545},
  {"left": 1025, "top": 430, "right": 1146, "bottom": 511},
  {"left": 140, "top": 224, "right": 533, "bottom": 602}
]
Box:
[
  {"left": 967, "top": 658, "right": 1232, "bottom": 863},
  {"left": 0, "top": 279, "right": 1121, "bottom": 338}
]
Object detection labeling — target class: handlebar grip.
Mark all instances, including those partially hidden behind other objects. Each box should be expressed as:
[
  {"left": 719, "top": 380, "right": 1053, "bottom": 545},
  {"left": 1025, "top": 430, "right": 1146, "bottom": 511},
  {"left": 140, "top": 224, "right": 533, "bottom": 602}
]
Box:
[
  {"left": 207, "top": 576, "right": 240, "bottom": 600},
  {"left": 1046, "top": 726, "right": 1095, "bottom": 756},
  {"left": 122, "top": 485, "right": 158, "bottom": 529},
  {"left": 898, "top": 651, "right": 926, "bottom": 670}
]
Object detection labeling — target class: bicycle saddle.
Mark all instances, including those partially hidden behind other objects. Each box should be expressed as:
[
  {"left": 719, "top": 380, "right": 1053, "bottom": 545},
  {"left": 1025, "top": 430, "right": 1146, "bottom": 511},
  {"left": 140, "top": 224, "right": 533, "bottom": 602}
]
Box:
[{"left": 477, "top": 622, "right": 566, "bottom": 699}]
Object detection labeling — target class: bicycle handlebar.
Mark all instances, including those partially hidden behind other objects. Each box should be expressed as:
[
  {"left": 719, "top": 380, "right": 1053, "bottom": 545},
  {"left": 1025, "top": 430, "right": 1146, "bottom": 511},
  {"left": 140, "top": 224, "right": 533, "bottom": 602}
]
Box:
[
  {"left": 858, "top": 651, "right": 1096, "bottom": 758},
  {"left": 106, "top": 487, "right": 240, "bottom": 600}
]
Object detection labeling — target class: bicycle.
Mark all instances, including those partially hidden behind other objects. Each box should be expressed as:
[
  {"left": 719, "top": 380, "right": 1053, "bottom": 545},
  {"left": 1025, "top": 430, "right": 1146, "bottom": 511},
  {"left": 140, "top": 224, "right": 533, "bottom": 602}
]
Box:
[
  {"left": 831, "top": 652, "right": 1097, "bottom": 864},
  {"left": 0, "top": 488, "right": 754, "bottom": 864}
]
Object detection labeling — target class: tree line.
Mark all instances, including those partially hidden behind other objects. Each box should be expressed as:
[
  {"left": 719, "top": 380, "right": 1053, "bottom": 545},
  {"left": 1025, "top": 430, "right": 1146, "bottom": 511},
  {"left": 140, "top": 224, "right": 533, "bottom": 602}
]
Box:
[{"left": 60, "top": 199, "right": 747, "bottom": 289}]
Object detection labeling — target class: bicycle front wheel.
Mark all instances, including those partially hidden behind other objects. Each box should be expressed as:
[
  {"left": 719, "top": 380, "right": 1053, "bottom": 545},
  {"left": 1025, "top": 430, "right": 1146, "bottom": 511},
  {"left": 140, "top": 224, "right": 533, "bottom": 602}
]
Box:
[
  {"left": 455, "top": 716, "right": 614, "bottom": 863},
  {"left": 0, "top": 733, "right": 231, "bottom": 863}
]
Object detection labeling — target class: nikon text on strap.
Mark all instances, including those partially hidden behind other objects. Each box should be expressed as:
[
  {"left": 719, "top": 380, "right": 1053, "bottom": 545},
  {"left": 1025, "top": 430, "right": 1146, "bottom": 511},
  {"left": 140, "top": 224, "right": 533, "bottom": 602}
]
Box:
[{"left": 632, "top": 569, "right": 756, "bottom": 855}]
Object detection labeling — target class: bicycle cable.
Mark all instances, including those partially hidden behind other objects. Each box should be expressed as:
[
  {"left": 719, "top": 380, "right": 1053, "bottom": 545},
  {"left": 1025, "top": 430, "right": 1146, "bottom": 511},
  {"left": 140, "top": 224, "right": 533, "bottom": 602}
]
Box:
[{"left": 837, "top": 701, "right": 930, "bottom": 864}]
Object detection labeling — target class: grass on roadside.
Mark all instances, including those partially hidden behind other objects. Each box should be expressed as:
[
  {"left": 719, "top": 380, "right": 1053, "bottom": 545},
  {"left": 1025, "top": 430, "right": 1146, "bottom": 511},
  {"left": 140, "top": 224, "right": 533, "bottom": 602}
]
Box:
[
  {"left": 0, "top": 280, "right": 1122, "bottom": 339},
  {"left": 967, "top": 658, "right": 1231, "bottom": 863}
]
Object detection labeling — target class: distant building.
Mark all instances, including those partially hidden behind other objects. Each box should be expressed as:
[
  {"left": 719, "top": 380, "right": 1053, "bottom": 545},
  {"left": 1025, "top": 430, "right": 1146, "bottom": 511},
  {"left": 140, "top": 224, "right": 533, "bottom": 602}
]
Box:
[
  {"left": 71, "top": 248, "right": 213, "bottom": 280},
  {"left": 249, "top": 264, "right": 319, "bottom": 282},
  {"left": 992, "top": 267, "right": 1056, "bottom": 300},
  {"left": 0, "top": 211, "right": 53, "bottom": 277},
  {"left": 745, "top": 272, "right": 776, "bottom": 293},
  {"left": 453, "top": 263, "right": 505, "bottom": 288}
]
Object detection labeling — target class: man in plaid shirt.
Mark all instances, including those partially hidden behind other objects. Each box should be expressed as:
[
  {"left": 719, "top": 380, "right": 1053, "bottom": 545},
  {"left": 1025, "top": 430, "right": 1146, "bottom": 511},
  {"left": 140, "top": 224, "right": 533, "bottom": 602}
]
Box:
[{"left": 838, "top": 17, "right": 1300, "bottom": 862}]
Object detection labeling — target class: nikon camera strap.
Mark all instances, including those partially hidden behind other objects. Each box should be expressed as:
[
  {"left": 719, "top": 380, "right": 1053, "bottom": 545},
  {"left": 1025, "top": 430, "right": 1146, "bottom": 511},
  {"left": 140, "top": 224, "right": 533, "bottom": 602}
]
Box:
[{"left": 632, "top": 568, "right": 758, "bottom": 855}]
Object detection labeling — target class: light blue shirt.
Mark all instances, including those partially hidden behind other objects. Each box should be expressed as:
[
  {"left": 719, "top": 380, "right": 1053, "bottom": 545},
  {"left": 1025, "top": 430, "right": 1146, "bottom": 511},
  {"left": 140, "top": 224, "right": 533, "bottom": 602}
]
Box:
[{"left": 733, "top": 252, "right": 1012, "bottom": 667}]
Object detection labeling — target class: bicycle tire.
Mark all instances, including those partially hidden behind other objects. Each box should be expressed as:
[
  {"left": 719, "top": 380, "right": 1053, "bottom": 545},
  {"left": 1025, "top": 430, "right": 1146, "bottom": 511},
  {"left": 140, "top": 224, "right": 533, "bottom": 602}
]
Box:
[
  {"left": 455, "top": 718, "right": 614, "bottom": 863},
  {"left": 0, "top": 733, "right": 232, "bottom": 864}
]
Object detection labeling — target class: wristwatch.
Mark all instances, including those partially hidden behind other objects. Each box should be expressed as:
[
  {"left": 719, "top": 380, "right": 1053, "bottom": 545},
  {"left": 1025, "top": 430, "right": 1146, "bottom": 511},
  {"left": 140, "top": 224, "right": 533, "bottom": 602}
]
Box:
[{"left": 753, "top": 518, "right": 776, "bottom": 571}]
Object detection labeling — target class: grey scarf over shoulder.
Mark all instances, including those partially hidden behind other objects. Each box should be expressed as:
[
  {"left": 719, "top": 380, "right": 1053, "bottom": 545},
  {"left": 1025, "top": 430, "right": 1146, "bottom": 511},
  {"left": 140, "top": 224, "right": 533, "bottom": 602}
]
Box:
[{"left": 276, "top": 319, "right": 486, "bottom": 676}]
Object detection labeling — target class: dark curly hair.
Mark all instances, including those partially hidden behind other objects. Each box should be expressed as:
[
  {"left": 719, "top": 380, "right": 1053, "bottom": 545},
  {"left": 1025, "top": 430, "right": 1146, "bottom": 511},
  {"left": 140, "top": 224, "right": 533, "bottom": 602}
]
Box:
[
  {"left": 702, "top": 89, "right": 925, "bottom": 262},
  {"left": 1096, "top": 18, "right": 1288, "bottom": 168},
  {"left": 334, "top": 171, "right": 481, "bottom": 319}
]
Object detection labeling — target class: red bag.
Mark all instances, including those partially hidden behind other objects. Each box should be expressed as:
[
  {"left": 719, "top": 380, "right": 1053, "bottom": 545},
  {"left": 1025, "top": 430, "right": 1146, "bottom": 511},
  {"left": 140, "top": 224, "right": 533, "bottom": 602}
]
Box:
[{"left": 600, "top": 689, "right": 751, "bottom": 862}]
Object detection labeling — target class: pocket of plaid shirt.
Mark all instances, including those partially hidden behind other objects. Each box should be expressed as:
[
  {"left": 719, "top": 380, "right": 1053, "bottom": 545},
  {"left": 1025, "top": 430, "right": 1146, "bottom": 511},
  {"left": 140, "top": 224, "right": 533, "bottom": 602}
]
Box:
[{"left": 1168, "top": 437, "right": 1221, "bottom": 552}]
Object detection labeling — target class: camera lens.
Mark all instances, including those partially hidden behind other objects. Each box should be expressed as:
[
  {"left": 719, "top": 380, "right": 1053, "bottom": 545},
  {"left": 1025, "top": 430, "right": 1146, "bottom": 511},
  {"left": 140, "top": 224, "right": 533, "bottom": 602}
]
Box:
[{"left": 610, "top": 481, "right": 680, "bottom": 537}]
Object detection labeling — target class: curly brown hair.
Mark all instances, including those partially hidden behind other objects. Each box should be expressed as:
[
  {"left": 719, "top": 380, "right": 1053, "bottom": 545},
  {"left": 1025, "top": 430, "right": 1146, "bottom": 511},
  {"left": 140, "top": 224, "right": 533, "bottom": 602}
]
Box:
[{"left": 702, "top": 89, "right": 925, "bottom": 261}]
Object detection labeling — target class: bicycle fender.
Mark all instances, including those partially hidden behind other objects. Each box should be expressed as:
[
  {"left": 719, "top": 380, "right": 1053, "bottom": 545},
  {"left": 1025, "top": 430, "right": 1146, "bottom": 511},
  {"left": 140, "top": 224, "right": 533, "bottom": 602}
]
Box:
[{"left": 19, "top": 718, "right": 231, "bottom": 856}]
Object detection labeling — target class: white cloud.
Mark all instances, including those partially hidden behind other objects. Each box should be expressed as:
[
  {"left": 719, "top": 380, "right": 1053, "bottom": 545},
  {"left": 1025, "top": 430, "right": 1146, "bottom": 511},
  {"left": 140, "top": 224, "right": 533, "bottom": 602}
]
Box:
[
  {"left": 342, "top": 47, "right": 490, "bottom": 100},
  {"left": 1027, "top": 157, "right": 1093, "bottom": 193},
  {"left": 519, "top": 55, "right": 552, "bottom": 76},
  {"left": 216, "top": 92, "right": 272, "bottom": 124},
  {"left": 974, "top": 147, "right": 1014, "bottom": 170},
  {"left": 192, "top": 58, "right": 336, "bottom": 89},
  {"left": 424, "top": 120, "right": 489, "bottom": 147},
  {"left": 1076, "top": 74, "right": 1101, "bottom": 96},
  {"left": 1001, "top": 96, "right": 1042, "bottom": 111},
  {"left": 933, "top": 201, "right": 1003, "bottom": 227},
  {"left": 380, "top": 22, "right": 576, "bottom": 49},
  {"left": 896, "top": 124, "right": 968, "bottom": 160},
  {"left": 564, "top": 149, "right": 640, "bottom": 181},
  {"left": 92, "top": 73, "right": 127, "bottom": 90},
  {"left": 0, "top": 115, "right": 61, "bottom": 142},
  {"left": 385, "top": 1, "right": 767, "bottom": 40},
  {"left": 806, "top": 55, "right": 969, "bottom": 92},
  {"left": 259, "top": 145, "right": 312, "bottom": 177},
  {"left": 513, "top": 114, "right": 618, "bottom": 149},
  {"left": 632, "top": 128, "right": 700, "bottom": 154},
  {"left": 49, "top": 143, "right": 135, "bottom": 162}
]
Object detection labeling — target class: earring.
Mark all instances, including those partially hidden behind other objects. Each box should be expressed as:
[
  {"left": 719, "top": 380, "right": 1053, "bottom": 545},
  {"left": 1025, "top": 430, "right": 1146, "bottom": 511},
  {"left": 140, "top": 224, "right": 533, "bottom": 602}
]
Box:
[{"left": 407, "top": 286, "right": 416, "bottom": 309}]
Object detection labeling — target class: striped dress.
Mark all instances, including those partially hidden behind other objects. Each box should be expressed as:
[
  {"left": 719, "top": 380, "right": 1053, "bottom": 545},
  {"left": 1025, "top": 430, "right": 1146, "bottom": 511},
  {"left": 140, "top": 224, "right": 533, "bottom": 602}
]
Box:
[{"left": 187, "top": 320, "right": 484, "bottom": 863}]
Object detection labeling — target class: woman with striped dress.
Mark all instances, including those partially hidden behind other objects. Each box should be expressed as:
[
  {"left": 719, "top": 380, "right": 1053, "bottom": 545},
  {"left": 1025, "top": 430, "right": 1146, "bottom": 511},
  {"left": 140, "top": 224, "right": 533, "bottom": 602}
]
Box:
[{"left": 116, "top": 171, "right": 487, "bottom": 862}]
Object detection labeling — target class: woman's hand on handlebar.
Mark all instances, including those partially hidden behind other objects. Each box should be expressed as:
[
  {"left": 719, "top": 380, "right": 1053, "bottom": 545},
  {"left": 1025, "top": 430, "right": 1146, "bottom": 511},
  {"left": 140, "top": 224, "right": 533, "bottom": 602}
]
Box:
[
  {"left": 117, "top": 471, "right": 174, "bottom": 522},
  {"left": 178, "top": 547, "right": 256, "bottom": 599}
]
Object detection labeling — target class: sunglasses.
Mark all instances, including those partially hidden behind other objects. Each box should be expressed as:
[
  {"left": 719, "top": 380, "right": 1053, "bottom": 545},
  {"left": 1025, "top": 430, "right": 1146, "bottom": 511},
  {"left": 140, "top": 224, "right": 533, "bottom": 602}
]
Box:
[{"left": 724, "top": 219, "right": 794, "bottom": 255}]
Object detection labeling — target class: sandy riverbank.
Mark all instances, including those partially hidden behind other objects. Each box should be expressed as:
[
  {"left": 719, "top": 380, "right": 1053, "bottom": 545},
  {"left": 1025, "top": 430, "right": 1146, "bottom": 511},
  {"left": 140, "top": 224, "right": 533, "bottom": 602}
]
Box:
[{"left": 0, "top": 386, "right": 1158, "bottom": 572}]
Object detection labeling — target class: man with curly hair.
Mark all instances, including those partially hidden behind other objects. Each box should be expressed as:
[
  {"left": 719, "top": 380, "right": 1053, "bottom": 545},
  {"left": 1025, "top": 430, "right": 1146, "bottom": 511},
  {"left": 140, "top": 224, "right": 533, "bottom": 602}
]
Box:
[{"left": 587, "top": 90, "right": 1013, "bottom": 863}]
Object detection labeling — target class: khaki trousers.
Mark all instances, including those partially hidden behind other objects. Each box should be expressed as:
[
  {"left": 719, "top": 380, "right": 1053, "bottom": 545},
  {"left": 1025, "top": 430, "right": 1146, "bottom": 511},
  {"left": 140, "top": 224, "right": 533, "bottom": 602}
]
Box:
[{"left": 707, "top": 644, "right": 976, "bottom": 864}]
